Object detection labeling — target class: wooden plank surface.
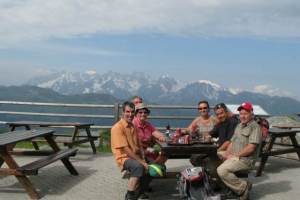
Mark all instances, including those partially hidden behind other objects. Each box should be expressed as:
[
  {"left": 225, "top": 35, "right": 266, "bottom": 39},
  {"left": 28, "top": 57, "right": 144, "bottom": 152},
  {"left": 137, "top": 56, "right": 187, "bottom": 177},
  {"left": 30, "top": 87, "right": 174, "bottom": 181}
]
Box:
[
  {"left": 157, "top": 141, "right": 217, "bottom": 156},
  {"left": 269, "top": 128, "right": 299, "bottom": 136},
  {"left": 6, "top": 120, "right": 94, "bottom": 127},
  {"left": 272, "top": 125, "right": 300, "bottom": 129},
  {"left": 0, "top": 129, "right": 54, "bottom": 147},
  {"left": 18, "top": 149, "right": 78, "bottom": 175}
]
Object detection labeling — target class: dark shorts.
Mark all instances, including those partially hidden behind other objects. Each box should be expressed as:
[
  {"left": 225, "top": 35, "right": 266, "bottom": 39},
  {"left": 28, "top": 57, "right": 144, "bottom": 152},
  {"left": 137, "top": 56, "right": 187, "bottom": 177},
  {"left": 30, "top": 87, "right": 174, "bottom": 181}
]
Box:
[
  {"left": 124, "top": 159, "right": 145, "bottom": 177},
  {"left": 124, "top": 159, "right": 152, "bottom": 193}
]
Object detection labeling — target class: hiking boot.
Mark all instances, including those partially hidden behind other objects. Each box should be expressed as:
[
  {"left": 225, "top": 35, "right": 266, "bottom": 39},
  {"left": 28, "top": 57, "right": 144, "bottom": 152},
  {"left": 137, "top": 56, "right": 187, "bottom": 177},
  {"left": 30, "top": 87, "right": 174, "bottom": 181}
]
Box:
[
  {"left": 221, "top": 188, "right": 239, "bottom": 200},
  {"left": 138, "top": 193, "right": 149, "bottom": 200},
  {"left": 125, "top": 192, "right": 137, "bottom": 200},
  {"left": 239, "top": 182, "right": 252, "bottom": 200},
  {"left": 147, "top": 187, "right": 153, "bottom": 193}
]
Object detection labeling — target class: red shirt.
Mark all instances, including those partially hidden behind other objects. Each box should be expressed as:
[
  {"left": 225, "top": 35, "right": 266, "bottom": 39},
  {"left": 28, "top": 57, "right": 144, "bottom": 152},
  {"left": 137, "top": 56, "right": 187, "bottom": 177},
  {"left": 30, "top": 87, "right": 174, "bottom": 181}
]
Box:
[{"left": 132, "top": 117, "right": 156, "bottom": 149}]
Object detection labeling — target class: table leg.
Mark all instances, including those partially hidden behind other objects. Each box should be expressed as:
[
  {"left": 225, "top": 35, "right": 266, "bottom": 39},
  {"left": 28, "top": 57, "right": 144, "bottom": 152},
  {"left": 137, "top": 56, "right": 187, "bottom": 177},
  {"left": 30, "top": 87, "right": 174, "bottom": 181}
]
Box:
[
  {"left": 0, "top": 157, "right": 4, "bottom": 168},
  {"left": 0, "top": 150, "right": 39, "bottom": 199},
  {"left": 256, "top": 136, "right": 275, "bottom": 176},
  {"left": 9, "top": 125, "right": 16, "bottom": 131},
  {"left": 85, "top": 127, "right": 97, "bottom": 154},
  {"left": 44, "top": 135, "right": 78, "bottom": 175},
  {"left": 69, "top": 127, "right": 80, "bottom": 149},
  {"left": 290, "top": 135, "right": 300, "bottom": 159}
]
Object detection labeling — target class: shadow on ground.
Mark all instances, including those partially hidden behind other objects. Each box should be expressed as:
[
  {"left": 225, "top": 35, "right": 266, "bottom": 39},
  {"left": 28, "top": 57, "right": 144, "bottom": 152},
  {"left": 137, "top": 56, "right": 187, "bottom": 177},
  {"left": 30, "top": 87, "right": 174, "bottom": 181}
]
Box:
[
  {"left": 251, "top": 180, "right": 292, "bottom": 199},
  {"left": 0, "top": 165, "right": 96, "bottom": 198}
]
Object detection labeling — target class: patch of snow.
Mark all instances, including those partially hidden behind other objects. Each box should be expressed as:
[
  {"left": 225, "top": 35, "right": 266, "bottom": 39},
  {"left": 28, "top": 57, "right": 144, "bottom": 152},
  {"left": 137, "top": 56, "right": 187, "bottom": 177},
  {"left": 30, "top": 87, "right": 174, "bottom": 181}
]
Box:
[
  {"left": 228, "top": 88, "right": 242, "bottom": 95},
  {"left": 83, "top": 88, "right": 90, "bottom": 94},
  {"left": 160, "top": 83, "right": 168, "bottom": 92},
  {"left": 38, "top": 78, "right": 59, "bottom": 88},
  {"left": 128, "top": 80, "right": 141, "bottom": 92},
  {"left": 198, "top": 80, "right": 222, "bottom": 91},
  {"left": 93, "top": 81, "right": 103, "bottom": 91},
  {"left": 62, "top": 72, "right": 77, "bottom": 83},
  {"left": 85, "top": 70, "right": 97, "bottom": 76}
]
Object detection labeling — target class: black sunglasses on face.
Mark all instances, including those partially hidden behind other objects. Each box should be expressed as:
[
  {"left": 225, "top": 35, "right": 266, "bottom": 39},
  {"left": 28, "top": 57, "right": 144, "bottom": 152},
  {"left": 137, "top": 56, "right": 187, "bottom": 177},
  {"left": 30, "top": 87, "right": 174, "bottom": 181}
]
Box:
[
  {"left": 214, "top": 103, "right": 226, "bottom": 110},
  {"left": 198, "top": 107, "right": 208, "bottom": 111}
]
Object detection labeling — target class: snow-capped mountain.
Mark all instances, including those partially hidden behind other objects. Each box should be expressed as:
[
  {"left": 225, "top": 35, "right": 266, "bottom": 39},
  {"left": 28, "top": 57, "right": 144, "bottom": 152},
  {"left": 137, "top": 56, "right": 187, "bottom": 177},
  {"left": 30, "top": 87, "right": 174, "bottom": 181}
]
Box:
[
  {"left": 26, "top": 70, "right": 300, "bottom": 115},
  {"left": 26, "top": 70, "right": 234, "bottom": 102}
]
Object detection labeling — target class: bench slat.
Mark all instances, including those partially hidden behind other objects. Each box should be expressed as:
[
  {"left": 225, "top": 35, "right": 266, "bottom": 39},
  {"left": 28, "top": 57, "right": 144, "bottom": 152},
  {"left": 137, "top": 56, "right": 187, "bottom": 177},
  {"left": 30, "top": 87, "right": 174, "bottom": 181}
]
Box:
[
  {"left": 18, "top": 148, "right": 78, "bottom": 175},
  {"left": 32, "top": 136, "right": 98, "bottom": 144},
  {"left": 54, "top": 131, "right": 101, "bottom": 137}
]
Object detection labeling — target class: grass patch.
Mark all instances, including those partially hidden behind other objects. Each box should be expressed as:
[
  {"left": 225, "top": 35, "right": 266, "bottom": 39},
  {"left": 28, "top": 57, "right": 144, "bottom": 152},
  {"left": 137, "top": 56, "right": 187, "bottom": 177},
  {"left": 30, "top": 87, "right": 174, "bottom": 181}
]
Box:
[
  {"left": 15, "top": 141, "right": 47, "bottom": 149},
  {"left": 97, "top": 145, "right": 112, "bottom": 153},
  {"left": 97, "top": 129, "right": 112, "bottom": 152},
  {"left": 13, "top": 129, "right": 113, "bottom": 153},
  {"left": 15, "top": 141, "right": 35, "bottom": 149}
]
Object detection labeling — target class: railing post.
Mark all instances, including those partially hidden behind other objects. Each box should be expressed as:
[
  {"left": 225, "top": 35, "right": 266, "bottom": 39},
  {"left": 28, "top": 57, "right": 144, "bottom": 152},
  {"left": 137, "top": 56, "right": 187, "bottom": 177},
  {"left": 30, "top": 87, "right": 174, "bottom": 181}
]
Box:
[{"left": 114, "top": 103, "right": 120, "bottom": 122}]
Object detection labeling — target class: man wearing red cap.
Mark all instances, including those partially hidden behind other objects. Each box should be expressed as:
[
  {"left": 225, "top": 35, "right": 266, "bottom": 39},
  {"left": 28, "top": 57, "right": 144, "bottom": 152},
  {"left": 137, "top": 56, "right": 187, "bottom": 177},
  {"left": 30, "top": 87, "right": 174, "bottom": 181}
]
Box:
[{"left": 217, "top": 102, "right": 262, "bottom": 200}]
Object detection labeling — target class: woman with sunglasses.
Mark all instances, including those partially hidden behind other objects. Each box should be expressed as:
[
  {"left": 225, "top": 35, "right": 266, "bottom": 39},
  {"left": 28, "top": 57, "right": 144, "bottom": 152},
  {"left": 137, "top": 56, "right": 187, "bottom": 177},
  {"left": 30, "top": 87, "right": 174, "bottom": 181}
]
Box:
[
  {"left": 133, "top": 103, "right": 167, "bottom": 165},
  {"left": 187, "top": 100, "right": 217, "bottom": 141}
]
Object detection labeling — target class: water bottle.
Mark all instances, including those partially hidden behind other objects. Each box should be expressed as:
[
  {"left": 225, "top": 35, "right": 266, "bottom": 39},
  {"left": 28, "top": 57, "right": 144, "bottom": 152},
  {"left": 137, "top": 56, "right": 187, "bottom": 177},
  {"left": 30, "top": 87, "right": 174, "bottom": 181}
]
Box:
[{"left": 165, "top": 124, "right": 171, "bottom": 137}]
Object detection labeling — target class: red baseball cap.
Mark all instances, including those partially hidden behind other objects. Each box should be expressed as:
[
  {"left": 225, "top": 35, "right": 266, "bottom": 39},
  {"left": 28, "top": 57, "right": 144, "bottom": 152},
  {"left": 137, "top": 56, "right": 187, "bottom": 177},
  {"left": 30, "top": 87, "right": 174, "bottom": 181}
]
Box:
[{"left": 237, "top": 102, "right": 253, "bottom": 112}]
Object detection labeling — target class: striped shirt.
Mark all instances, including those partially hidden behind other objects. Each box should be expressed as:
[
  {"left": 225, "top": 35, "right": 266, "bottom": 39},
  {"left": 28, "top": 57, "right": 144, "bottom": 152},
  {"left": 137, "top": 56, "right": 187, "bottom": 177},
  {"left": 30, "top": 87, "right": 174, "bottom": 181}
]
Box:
[{"left": 231, "top": 119, "right": 262, "bottom": 163}]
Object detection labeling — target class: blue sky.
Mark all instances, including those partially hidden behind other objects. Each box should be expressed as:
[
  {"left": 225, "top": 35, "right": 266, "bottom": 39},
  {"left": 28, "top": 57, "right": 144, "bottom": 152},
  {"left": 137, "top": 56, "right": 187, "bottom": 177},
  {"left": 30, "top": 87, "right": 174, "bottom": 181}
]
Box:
[{"left": 0, "top": 0, "right": 299, "bottom": 100}]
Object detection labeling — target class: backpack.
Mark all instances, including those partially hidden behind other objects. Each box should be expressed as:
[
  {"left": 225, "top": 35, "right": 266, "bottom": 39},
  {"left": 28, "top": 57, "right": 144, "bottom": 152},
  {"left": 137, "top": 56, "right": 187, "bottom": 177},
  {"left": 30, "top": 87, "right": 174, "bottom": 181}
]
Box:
[
  {"left": 254, "top": 116, "right": 270, "bottom": 157},
  {"left": 177, "top": 167, "right": 221, "bottom": 200},
  {"left": 254, "top": 116, "right": 270, "bottom": 140}
]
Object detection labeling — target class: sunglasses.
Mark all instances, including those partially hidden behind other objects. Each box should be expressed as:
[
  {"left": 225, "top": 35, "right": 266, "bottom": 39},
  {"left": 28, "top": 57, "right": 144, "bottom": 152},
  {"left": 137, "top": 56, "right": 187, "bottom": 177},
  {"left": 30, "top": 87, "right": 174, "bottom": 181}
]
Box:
[
  {"left": 138, "top": 111, "right": 149, "bottom": 114},
  {"left": 214, "top": 103, "right": 226, "bottom": 110},
  {"left": 198, "top": 107, "right": 208, "bottom": 111}
]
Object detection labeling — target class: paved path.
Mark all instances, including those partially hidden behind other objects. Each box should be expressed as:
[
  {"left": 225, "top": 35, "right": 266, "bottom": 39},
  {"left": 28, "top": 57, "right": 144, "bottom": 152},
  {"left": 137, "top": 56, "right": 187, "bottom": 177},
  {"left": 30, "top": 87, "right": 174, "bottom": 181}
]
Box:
[{"left": 0, "top": 148, "right": 300, "bottom": 200}]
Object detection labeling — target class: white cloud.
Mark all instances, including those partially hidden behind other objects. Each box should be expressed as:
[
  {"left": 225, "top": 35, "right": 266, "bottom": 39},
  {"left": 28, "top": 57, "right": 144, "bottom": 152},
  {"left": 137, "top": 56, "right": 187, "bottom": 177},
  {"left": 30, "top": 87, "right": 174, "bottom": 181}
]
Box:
[
  {"left": 0, "top": 0, "right": 300, "bottom": 46},
  {"left": 253, "top": 84, "right": 294, "bottom": 98},
  {"left": 0, "top": 64, "right": 53, "bottom": 85}
]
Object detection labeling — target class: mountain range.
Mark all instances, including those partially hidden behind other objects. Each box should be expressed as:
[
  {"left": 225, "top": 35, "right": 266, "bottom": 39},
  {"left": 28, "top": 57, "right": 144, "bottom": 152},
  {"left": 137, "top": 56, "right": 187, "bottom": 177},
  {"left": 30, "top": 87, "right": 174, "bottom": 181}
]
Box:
[{"left": 25, "top": 70, "right": 300, "bottom": 115}]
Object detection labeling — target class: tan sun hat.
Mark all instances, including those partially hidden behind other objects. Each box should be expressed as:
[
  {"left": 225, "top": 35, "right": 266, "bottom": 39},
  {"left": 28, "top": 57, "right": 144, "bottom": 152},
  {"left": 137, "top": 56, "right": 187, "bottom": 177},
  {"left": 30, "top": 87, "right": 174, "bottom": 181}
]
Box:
[{"left": 135, "top": 103, "right": 150, "bottom": 114}]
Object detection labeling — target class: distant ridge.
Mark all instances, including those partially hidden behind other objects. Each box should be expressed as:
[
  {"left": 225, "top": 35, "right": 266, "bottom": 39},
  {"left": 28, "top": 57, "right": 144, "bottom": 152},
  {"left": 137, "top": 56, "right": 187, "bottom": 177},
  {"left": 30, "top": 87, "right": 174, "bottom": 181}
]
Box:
[
  {"left": 0, "top": 85, "right": 119, "bottom": 104},
  {"left": 25, "top": 71, "right": 300, "bottom": 115}
]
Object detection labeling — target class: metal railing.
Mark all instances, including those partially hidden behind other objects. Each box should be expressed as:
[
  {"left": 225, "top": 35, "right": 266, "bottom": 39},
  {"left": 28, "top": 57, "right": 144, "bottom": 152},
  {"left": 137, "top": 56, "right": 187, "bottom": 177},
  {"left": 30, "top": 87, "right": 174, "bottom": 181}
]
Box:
[{"left": 0, "top": 101, "right": 199, "bottom": 130}]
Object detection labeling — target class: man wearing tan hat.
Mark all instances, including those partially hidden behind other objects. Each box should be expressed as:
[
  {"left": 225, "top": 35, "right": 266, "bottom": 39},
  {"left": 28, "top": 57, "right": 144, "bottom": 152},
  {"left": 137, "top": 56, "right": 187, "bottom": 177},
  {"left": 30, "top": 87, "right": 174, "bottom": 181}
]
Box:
[{"left": 217, "top": 102, "right": 262, "bottom": 200}]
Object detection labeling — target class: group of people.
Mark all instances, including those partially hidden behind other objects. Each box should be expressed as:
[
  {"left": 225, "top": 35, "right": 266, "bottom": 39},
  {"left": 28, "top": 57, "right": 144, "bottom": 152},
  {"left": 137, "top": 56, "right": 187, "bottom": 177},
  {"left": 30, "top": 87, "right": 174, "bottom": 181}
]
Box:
[{"left": 111, "top": 96, "right": 264, "bottom": 200}]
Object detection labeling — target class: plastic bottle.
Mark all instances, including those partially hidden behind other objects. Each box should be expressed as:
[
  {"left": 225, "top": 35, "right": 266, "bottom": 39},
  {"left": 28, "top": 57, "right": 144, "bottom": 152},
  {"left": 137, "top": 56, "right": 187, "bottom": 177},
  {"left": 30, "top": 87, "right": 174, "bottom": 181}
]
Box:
[
  {"left": 165, "top": 124, "right": 170, "bottom": 137},
  {"left": 172, "top": 128, "right": 181, "bottom": 143}
]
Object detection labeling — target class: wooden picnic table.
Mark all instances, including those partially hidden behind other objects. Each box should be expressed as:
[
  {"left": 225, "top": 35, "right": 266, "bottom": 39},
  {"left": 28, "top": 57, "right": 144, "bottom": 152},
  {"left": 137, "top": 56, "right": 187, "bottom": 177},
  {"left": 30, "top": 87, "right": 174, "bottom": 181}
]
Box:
[
  {"left": 157, "top": 141, "right": 220, "bottom": 179},
  {"left": 157, "top": 141, "right": 218, "bottom": 159},
  {"left": 0, "top": 129, "right": 78, "bottom": 199},
  {"left": 272, "top": 125, "right": 300, "bottom": 129},
  {"left": 6, "top": 121, "right": 97, "bottom": 154},
  {"left": 256, "top": 128, "right": 300, "bottom": 176}
]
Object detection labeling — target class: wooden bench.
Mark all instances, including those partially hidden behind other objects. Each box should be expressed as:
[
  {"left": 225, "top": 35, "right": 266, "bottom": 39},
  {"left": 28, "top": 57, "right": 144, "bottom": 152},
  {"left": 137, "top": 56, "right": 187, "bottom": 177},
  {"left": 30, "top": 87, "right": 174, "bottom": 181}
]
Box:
[
  {"left": 7, "top": 121, "right": 97, "bottom": 154},
  {"left": 18, "top": 148, "right": 78, "bottom": 175},
  {"left": 256, "top": 128, "right": 300, "bottom": 176},
  {"left": 0, "top": 129, "right": 79, "bottom": 199},
  {"left": 32, "top": 132, "right": 100, "bottom": 148}
]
